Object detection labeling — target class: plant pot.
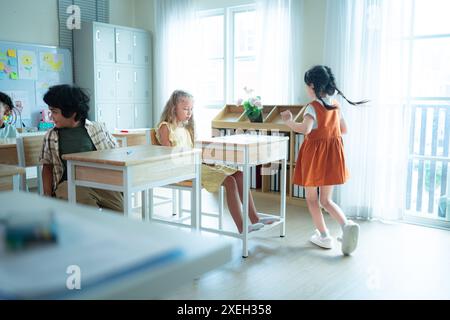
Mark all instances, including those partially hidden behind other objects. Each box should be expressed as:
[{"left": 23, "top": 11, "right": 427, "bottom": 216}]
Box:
[{"left": 246, "top": 111, "right": 263, "bottom": 123}]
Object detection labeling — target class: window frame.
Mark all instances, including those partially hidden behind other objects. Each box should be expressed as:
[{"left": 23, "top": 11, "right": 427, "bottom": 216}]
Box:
[{"left": 198, "top": 4, "right": 256, "bottom": 108}]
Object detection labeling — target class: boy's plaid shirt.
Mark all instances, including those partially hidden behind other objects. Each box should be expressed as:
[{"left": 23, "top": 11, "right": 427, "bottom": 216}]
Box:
[{"left": 39, "top": 119, "right": 118, "bottom": 192}]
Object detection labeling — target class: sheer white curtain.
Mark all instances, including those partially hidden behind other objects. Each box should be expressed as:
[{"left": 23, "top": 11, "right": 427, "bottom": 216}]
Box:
[
  {"left": 153, "top": 0, "right": 200, "bottom": 125},
  {"left": 324, "top": 0, "right": 412, "bottom": 220},
  {"left": 255, "top": 0, "right": 303, "bottom": 104}
]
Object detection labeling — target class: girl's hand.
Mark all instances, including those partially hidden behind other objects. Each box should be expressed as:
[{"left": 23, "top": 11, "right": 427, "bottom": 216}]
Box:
[{"left": 280, "top": 110, "right": 293, "bottom": 122}]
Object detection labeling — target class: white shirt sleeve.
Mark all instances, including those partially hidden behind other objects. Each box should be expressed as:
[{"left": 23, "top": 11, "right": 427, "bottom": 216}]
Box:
[{"left": 304, "top": 105, "right": 316, "bottom": 121}]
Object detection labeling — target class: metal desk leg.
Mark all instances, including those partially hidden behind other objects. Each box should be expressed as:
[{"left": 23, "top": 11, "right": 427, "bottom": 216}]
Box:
[
  {"left": 191, "top": 153, "right": 201, "bottom": 230},
  {"left": 242, "top": 148, "right": 250, "bottom": 258},
  {"left": 280, "top": 157, "right": 287, "bottom": 237},
  {"left": 67, "top": 160, "right": 76, "bottom": 204}
]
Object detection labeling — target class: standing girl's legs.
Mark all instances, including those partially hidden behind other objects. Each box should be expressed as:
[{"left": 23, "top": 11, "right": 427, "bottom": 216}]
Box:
[
  {"left": 319, "top": 185, "right": 359, "bottom": 255},
  {"left": 318, "top": 185, "right": 347, "bottom": 225},
  {"left": 305, "top": 186, "right": 328, "bottom": 233}
]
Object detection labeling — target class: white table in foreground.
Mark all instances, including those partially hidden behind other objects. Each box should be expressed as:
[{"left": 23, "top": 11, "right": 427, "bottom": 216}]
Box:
[
  {"left": 0, "top": 192, "right": 232, "bottom": 299},
  {"left": 196, "top": 134, "right": 289, "bottom": 257},
  {"left": 63, "top": 145, "right": 202, "bottom": 228}
]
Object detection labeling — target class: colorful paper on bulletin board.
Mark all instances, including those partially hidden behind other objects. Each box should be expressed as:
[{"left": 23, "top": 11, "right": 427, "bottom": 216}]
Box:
[
  {"left": 18, "top": 50, "right": 38, "bottom": 80},
  {"left": 7, "top": 49, "right": 17, "bottom": 57},
  {"left": 5, "top": 90, "right": 31, "bottom": 119},
  {"left": 39, "top": 52, "right": 64, "bottom": 72},
  {"left": 35, "top": 79, "right": 58, "bottom": 109},
  {"left": 0, "top": 49, "right": 18, "bottom": 80}
]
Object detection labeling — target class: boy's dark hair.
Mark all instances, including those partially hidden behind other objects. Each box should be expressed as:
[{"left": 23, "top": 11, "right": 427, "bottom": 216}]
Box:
[
  {"left": 43, "top": 84, "right": 90, "bottom": 121},
  {"left": 304, "top": 65, "right": 369, "bottom": 110},
  {"left": 0, "top": 91, "right": 14, "bottom": 111}
]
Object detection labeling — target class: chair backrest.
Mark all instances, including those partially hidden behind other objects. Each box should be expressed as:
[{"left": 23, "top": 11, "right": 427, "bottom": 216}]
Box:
[
  {"left": 150, "top": 128, "right": 160, "bottom": 145},
  {"left": 16, "top": 135, "right": 45, "bottom": 167}
]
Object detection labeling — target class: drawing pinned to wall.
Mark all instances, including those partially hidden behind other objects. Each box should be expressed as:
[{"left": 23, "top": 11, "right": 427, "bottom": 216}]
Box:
[
  {"left": 18, "top": 50, "right": 38, "bottom": 80},
  {"left": 40, "top": 52, "right": 64, "bottom": 72},
  {"left": 0, "top": 48, "right": 19, "bottom": 80},
  {"left": 5, "top": 90, "right": 31, "bottom": 121},
  {"left": 35, "top": 79, "right": 58, "bottom": 109}
]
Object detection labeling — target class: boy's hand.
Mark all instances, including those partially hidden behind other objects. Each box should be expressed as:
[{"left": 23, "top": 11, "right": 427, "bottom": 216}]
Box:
[{"left": 280, "top": 110, "right": 293, "bottom": 122}]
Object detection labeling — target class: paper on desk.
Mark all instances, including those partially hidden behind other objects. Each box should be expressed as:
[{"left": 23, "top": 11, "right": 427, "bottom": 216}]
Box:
[{"left": 0, "top": 212, "right": 184, "bottom": 299}]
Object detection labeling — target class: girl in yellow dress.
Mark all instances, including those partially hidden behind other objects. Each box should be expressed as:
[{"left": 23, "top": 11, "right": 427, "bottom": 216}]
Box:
[{"left": 156, "top": 90, "right": 278, "bottom": 233}]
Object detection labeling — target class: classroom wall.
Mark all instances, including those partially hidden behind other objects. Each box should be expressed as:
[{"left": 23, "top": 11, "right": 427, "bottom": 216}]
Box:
[
  {"left": 109, "top": 0, "right": 136, "bottom": 28},
  {"left": 0, "top": 0, "right": 59, "bottom": 46}
]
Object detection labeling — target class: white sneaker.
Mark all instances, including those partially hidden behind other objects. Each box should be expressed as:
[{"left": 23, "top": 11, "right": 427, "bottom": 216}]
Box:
[
  {"left": 341, "top": 220, "right": 359, "bottom": 255},
  {"left": 309, "top": 230, "right": 333, "bottom": 249},
  {"left": 241, "top": 222, "right": 264, "bottom": 234}
]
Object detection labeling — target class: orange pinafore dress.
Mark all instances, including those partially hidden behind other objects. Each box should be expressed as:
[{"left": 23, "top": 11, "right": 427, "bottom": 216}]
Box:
[{"left": 293, "top": 101, "right": 349, "bottom": 187}]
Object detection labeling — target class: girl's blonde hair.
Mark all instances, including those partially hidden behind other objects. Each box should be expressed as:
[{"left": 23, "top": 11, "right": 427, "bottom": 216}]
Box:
[{"left": 159, "top": 90, "right": 195, "bottom": 142}]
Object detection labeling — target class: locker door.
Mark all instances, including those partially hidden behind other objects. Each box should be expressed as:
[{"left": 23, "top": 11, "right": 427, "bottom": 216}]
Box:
[
  {"left": 95, "top": 65, "right": 116, "bottom": 101},
  {"left": 134, "top": 103, "right": 151, "bottom": 128},
  {"left": 115, "top": 66, "right": 134, "bottom": 101},
  {"left": 94, "top": 24, "right": 115, "bottom": 63},
  {"left": 117, "top": 104, "right": 135, "bottom": 129},
  {"left": 97, "top": 104, "right": 117, "bottom": 131},
  {"left": 115, "top": 28, "right": 133, "bottom": 64},
  {"left": 133, "top": 31, "right": 151, "bottom": 66},
  {"left": 133, "top": 68, "right": 151, "bottom": 101}
]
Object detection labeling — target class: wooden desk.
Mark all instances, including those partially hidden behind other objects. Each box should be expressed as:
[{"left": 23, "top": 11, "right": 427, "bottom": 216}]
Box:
[
  {"left": 113, "top": 129, "right": 151, "bottom": 147},
  {"left": 0, "top": 165, "right": 25, "bottom": 191},
  {"left": 0, "top": 191, "right": 232, "bottom": 299},
  {"left": 63, "top": 145, "right": 202, "bottom": 228},
  {"left": 0, "top": 132, "right": 47, "bottom": 165},
  {"left": 196, "top": 134, "right": 289, "bottom": 257},
  {"left": 0, "top": 139, "right": 18, "bottom": 165}
]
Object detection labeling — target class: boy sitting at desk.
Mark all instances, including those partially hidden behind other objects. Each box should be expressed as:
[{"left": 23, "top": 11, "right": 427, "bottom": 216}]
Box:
[
  {"left": 39, "top": 84, "right": 123, "bottom": 212},
  {"left": 0, "top": 91, "right": 17, "bottom": 138}
]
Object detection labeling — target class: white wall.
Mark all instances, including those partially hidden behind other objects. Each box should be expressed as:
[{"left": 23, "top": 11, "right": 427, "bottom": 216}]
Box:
[
  {"left": 109, "top": 0, "right": 136, "bottom": 28},
  {"left": 134, "top": 0, "right": 155, "bottom": 32},
  {"left": 0, "top": 0, "right": 59, "bottom": 46}
]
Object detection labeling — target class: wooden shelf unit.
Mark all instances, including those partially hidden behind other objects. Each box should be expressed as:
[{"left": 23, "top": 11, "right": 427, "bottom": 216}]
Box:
[{"left": 212, "top": 104, "right": 308, "bottom": 204}]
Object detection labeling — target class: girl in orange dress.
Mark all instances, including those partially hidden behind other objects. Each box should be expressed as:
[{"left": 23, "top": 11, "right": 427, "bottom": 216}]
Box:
[{"left": 281, "top": 65, "right": 368, "bottom": 255}]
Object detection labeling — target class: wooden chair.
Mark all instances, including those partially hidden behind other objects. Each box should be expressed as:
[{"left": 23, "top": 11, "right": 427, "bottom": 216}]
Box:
[
  {"left": 149, "top": 128, "right": 225, "bottom": 229},
  {"left": 16, "top": 135, "right": 45, "bottom": 194}
]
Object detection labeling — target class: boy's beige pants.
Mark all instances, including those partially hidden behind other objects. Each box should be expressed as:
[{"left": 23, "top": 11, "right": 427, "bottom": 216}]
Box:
[{"left": 55, "top": 181, "right": 124, "bottom": 213}]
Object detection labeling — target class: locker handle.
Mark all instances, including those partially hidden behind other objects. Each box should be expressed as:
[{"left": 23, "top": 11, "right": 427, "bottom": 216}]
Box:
[
  {"left": 133, "top": 35, "right": 137, "bottom": 46},
  {"left": 117, "top": 108, "right": 121, "bottom": 118},
  {"left": 134, "top": 71, "right": 137, "bottom": 82},
  {"left": 97, "top": 71, "right": 101, "bottom": 80},
  {"left": 98, "top": 109, "right": 102, "bottom": 118},
  {"left": 116, "top": 70, "right": 120, "bottom": 81},
  {"left": 116, "top": 32, "right": 120, "bottom": 44},
  {"left": 134, "top": 107, "right": 138, "bottom": 119},
  {"left": 96, "top": 30, "right": 100, "bottom": 41}
]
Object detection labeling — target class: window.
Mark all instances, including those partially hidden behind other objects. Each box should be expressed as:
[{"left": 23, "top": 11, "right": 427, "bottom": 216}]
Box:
[
  {"left": 198, "top": 5, "right": 256, "bottom": 108},
  {"left": 405, "top": 0, "right": 450, "bottom": 221}
]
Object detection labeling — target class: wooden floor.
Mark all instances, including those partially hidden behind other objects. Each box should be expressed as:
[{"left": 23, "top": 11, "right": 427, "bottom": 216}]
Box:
[{"left": 151, "top": 190, "right": 450, "bottom": 300}]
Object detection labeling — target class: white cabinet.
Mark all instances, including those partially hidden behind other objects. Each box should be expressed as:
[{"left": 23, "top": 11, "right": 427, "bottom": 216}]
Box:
[
  {"left": 74, "top": 22, "right": 152, "bottom": 130},
  {"left": 134, "top": 104, "right": 151, "bottom": 128},
  {"left": 94, "top": 24, "right": 115, "bottom": 63},
  {"left": 115, "top": 27, "right": 133, "bottom": 64}
]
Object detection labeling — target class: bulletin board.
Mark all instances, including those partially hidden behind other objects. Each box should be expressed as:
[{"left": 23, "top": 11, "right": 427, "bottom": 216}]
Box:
[{"left": 0, "top": 40, "right": 72, "bottom": 127}]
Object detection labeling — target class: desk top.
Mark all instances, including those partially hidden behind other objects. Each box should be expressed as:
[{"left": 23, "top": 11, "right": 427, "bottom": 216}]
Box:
[
  {"left": 0, "top": 138, "right": 16, "bottom": 148},
  {"left": 112, "top": 128, "right": 150, "bottom": 137},
  {"left": 0, "top": 165, "right": 25, "bottom": 177},
  {"left": 0, "top": 191, "right": 232, "bottom": 299},
  {"left": 62, "top": 145, "right": 201, "bottom": 166},
  {"left": 196, "top": 134, "right": 289, "bottom": 146}
]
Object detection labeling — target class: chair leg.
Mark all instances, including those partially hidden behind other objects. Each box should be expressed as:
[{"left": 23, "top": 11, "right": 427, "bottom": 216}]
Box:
[
  {"left": 20, "top": 173, "right": 27, "bottom": 191},
  {"left": 148, "top": 188, "right": 154, "bottom": 220},
  {"left": 172, "top": 189, "right": 178, "bottom": 216},
  {"left": 37, "top": 166, "right": 43, "bottom": 195},
  {"left": 219, "top": 186, "right": 224, "bottom": 230},
  {"left": 179, "top": 190, "right": 183, "bottom": 218}
]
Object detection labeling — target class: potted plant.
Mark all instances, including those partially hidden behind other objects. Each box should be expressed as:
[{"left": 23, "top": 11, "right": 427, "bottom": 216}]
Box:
[{"left": 238, "top": 87, "right": 263, "bottom": 123}]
